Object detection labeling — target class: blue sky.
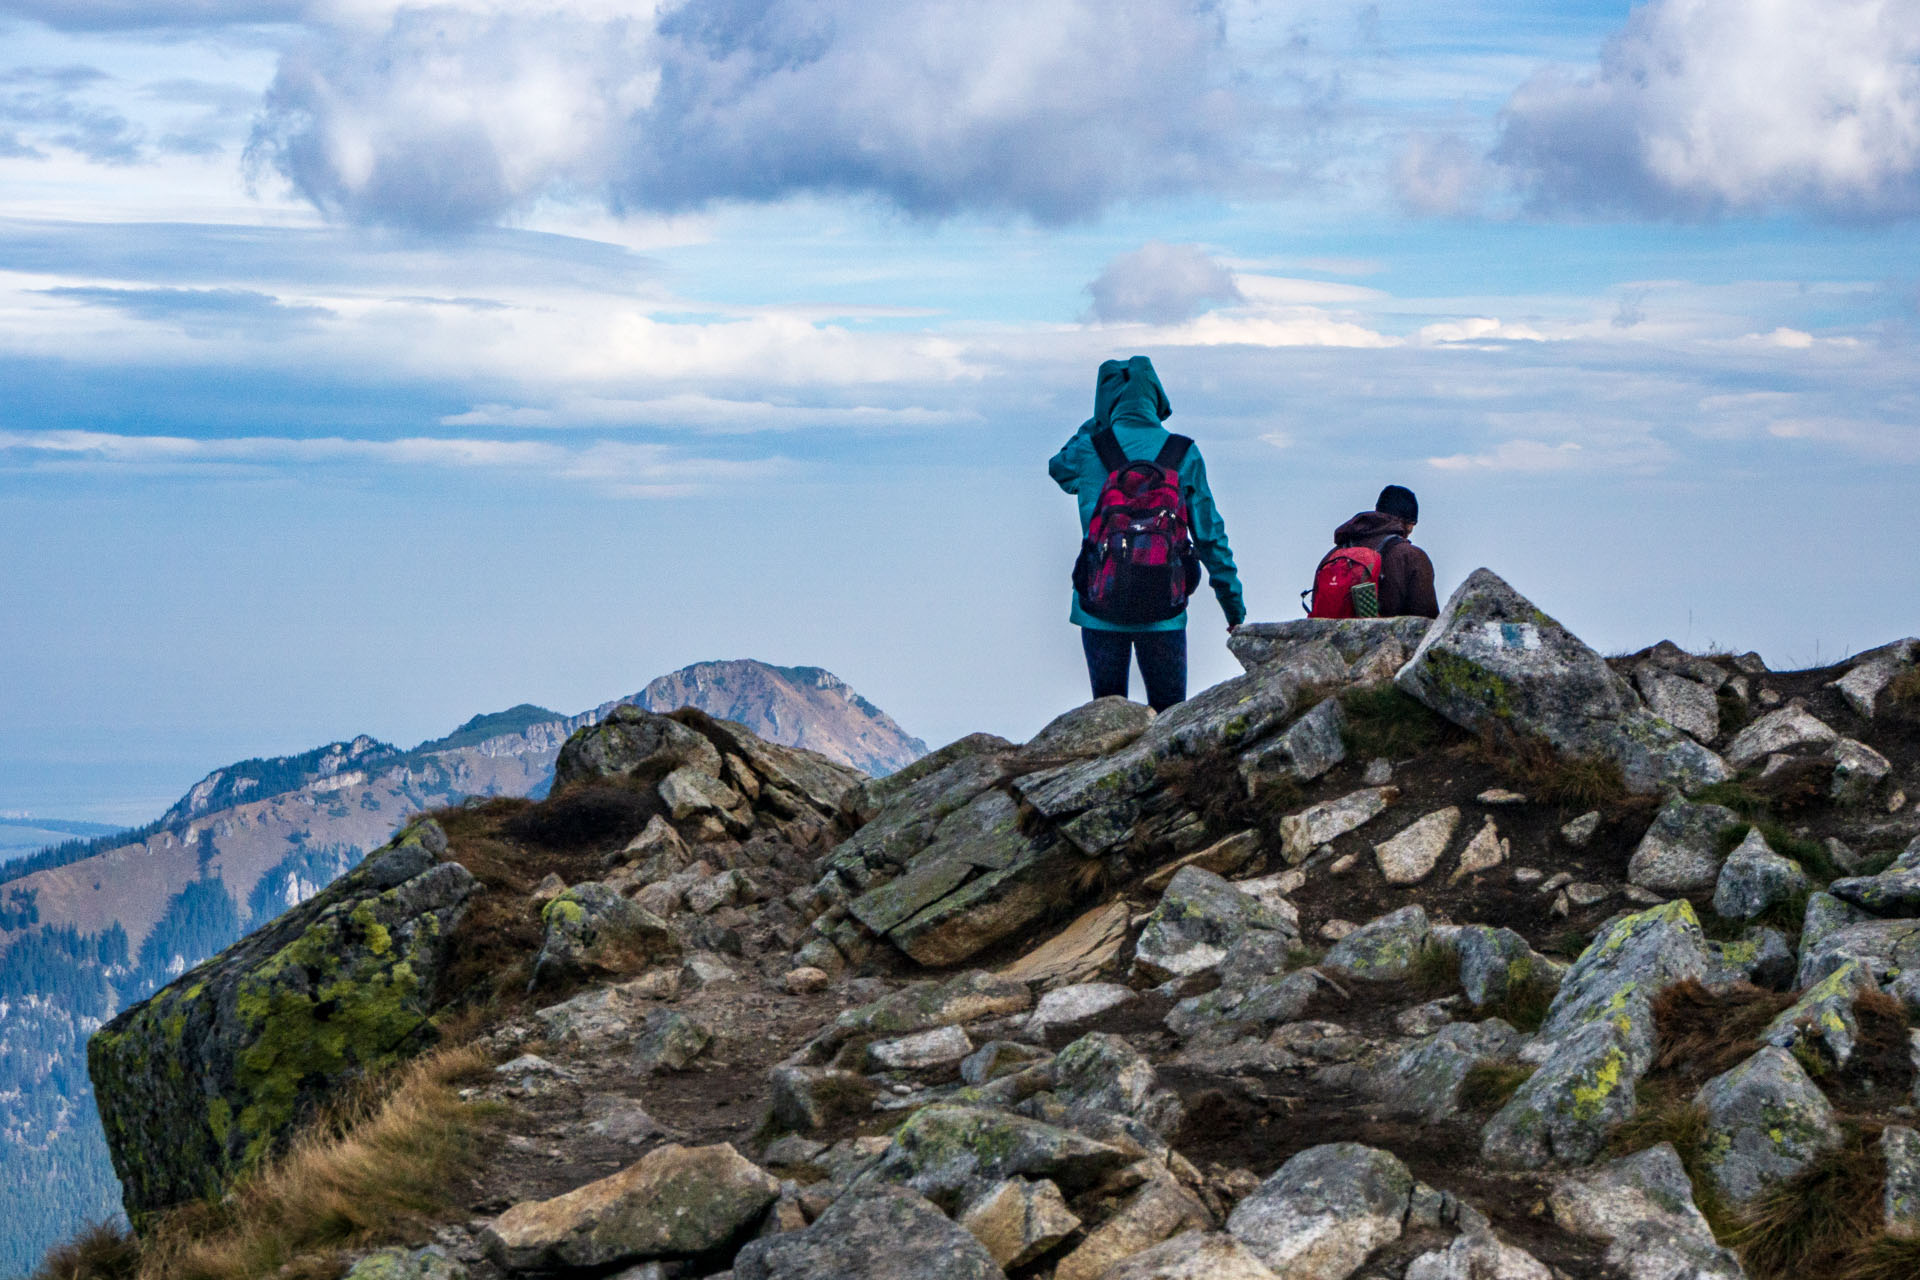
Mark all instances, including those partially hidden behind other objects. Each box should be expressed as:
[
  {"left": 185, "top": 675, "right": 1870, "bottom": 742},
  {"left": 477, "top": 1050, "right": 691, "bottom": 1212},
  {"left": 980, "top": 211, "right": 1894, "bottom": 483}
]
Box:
[{"left": 1, "top": 0, "right": 1916, "bottom": 825}]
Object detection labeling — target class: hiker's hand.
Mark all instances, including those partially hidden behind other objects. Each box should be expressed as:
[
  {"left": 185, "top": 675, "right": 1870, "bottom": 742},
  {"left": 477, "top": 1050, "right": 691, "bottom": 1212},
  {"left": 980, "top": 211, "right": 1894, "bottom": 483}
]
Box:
[{"left": 1227, "top": 623, "right": 1240, "bottom": 635}]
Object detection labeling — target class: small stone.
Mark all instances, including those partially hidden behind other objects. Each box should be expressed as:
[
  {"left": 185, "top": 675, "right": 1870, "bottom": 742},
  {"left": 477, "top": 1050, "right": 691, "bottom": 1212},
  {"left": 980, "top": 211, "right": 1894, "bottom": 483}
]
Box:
[
  {"left": 1364, "top": 759, "right": 1393, "bottom": 785},
  {"left": 1132, "top": 867, "right": 1298, "bottom": 982},
  {"left": 767, "top": 1066, "right": 878, "bottom": 1132},
  {"left": 1830, "top": 738, "right": 1893, "bottom": 806},
  {"left": 1375, "top": 807, "right": 1463, "bottom": 885},
  {"left": 1511, "top": 867, "right": 1543, "bottom": 884},
  {"left": 868, "top": 1025, "right": 974, "bottom": 1071},
  {"left": 1329, "top": 854, "right": 1358, "bottom": 874},
  {"left": 1026, "top": 982, "right": 1136, "bottom": 1034},
  {"left": 784, "top": 966, "right": 830, "bottom": 995},
  {"left": 632, "top": 1009, "right": 712, "bottom": 1074},
  {"left": 1891, "top": 790, "right": 1909, "bottom": 814},
  {"left": 1758, "top": 688, "right": 1782, "bottom": 707},
  {"left": 1549, "top": 891, "right": 1571, "bottom": 918},
  {"left": 761, "top": 1135, "right": 827, "bottom": 1168},
  {"left": 1319, "top": 919, "right": 1356, "bottom": 942},
  {"left": 1560, "top": 812, "right": 1601, "bottom": 847},
  {"left": 1538, "top": 872, "right": 1573, "bottom": 895},
  {"left": 530, "top": 873, "right": 567, "bottom": 903},
  {"left": 1566, "top": 882, "right": 1611, "bottom": 907},
  {"left": 1451, "top": 817, "right": 1508, "bottom": 883},
  {"left": 1623, "top": 886, "right": 1665, "bottom": 905},
  {"left": 583, "top": 1095, "right": 664, "bottom": 1146},
  {"left": 1628, "top": 798, "right": 1741, "bottom": 896},
  {"left": 679, "top": 951, "right": 738, "bottom": 988},
  {"left": 1404, "top": 1231, "right": 1552, "bottom": 1280},
  {"left": 1476, "top": 788, "right": 1528, "bottom": 806}
]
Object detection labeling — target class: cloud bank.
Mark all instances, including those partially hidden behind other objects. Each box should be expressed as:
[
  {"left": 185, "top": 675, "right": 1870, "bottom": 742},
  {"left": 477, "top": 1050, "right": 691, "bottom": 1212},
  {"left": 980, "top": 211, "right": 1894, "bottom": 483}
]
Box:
[
  {"left": 247, "top": 0, "right": 1245, "bottom": 230},
  {"left": 1495, "top": 0, "right": 1920, "bottom": 219}
]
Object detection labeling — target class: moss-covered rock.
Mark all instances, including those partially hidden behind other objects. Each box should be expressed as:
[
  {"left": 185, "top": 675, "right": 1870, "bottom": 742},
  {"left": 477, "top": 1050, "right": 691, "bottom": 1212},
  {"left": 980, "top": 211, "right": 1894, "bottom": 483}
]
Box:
[
  {"left": 1481, "top": 902, "right": 1708, "bottom": 1168},
  {"left": 1695, "top": 1045, "right": 1842, "bottom": 1207},
  {"left": 88, "top": 820, "right": 477, "bottom": 1223},
  {"left": 530, "top": 881, "right": 680, "bottom": 988}
]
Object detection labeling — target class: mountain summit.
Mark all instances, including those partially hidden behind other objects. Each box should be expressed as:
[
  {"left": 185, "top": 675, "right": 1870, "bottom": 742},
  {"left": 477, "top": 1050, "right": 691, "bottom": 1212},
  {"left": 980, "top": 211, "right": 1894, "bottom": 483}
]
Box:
[{"left": 637, "top": 661, "right": 926, "bottom": 777}]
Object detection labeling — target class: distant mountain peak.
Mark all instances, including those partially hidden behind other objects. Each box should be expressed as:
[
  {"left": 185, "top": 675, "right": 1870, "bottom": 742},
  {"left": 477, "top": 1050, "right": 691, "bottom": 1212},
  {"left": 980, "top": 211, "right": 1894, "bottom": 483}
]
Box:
[{"left": 637, "top": 659, "right": 926, "bottom": 777}]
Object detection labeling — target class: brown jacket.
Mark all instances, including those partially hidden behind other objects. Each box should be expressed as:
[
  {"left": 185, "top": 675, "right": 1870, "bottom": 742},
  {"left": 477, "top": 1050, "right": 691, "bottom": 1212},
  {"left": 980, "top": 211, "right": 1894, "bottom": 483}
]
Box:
[{"left": 1333, "top": 511, "right": 1438, "bottom": 618}]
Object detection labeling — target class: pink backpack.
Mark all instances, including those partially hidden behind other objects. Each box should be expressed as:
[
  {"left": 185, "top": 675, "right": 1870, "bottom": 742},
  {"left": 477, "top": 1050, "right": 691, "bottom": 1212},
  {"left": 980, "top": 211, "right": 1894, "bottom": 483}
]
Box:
[{"left": 1073, "top": 428, "right": 1201, "bottom": 624}]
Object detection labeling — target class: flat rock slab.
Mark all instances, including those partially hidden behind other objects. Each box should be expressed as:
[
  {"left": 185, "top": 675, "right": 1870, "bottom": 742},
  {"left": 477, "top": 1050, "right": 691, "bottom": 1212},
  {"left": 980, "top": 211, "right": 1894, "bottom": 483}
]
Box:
[
  {"left": 959, "top": 1177, "right": 1081, "bottom": 1268},
  {"left": 1026, "top": 982, "right": 1136, "bottom": 1034},
  {"left": 482, "top": 1142, "right": 779, "bottom": 1270},
  {"left": 855, "top": 1104, "right": 1138, "bottom": 1213},
  {"left": 733, "top": 1185, "right": 1006, "bottom": 1280},
  {"left": 998, "top": 901, "right": 1129, "bottom": 988}
]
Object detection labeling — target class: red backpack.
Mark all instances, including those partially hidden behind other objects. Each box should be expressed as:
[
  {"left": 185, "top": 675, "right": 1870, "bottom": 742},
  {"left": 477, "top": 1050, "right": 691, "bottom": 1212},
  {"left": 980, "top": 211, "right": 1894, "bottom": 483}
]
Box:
[
  {"left": 1073, "top": 428, "right": 1202, "bottom": 625},
  {"left": 1305, "top": 536, "right": 1402, "bottom": 618}
]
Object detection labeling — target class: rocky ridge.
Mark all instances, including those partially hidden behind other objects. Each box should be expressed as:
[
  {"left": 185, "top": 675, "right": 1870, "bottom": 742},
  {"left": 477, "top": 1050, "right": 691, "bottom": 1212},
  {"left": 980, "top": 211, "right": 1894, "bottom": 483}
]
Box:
[{"left": 81, "top": 570, "right": 1920, "bottom": 1280}]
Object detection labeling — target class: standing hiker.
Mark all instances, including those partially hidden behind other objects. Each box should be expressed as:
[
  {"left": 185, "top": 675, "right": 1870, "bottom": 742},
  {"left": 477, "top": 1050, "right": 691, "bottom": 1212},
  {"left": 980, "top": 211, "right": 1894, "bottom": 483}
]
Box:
[
  {"left": 1305, "top": 484, "right": 1439, "bottom": 619},
  {"left": 1050, "top": 356, "right": 1246, "bottom": 712}
]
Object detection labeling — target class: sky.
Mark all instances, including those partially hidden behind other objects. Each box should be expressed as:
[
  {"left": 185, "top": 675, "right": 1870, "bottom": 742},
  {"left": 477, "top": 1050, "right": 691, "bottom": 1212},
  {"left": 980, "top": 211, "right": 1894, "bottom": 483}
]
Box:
[{"left": 0, "top": 0, "right": 1916, "bottom": 826}]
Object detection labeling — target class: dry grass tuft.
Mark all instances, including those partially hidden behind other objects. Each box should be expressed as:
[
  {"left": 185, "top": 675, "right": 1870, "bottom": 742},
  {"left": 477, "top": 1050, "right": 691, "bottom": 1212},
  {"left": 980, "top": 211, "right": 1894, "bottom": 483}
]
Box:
[
  {"left": 1464, "top": 724, "right": 1636, "bottom": 810},
  {"left": 1887, "top": 667, "right": 1920, "bottom": 711},
  {"left": 1407, "top": 941, "right": 1462, "bottom": 999},
  {"left": 33, "top": 1223, "right": 139, "bottom": 1280},
  {"left": 1651, "top": 980, "right": 1797, "bottom": 1088},
  {"left": 1729, "top": 1127, "right": 1886, "bottom": 1280},
  {"left": 1606, "top": 1093, "right": 1735, "bottom": 1237},
  {"left": 1837, "top": 1234, "right": 1920, "bottom": 1280},
  {"left": 107, "top": 1044, "right": 498, "bottom": 1280}
]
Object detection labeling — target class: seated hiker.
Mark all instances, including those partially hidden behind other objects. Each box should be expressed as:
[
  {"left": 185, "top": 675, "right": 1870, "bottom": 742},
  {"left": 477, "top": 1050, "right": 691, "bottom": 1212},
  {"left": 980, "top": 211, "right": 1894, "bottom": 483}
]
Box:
[
  {"left": 1305, "top": 484, "right": 1439, "bottom": 619},
  {"left": 1049, "top": 355, "right": 1246, "bottom": 712}
]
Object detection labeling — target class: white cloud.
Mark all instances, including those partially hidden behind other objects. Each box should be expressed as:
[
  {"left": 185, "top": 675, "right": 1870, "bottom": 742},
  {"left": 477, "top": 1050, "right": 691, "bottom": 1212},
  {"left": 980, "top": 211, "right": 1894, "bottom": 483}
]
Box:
[
  {"left": 248, "top": 0, "right": 1252, "bottom": 230},
  {"left": 1417, "top": 316, "right": 1546, "bottom": 345},
  {"left": 1394, "top": 131, "right": 1490, "bottom": 216},
  {"left": 440, "top": 393, "right": 976, "bottom": 433},
  {"left": 1427, "top": 436, "right": 1669, "bottom": 473},
  {"left": 0, "top": 426, "right": 776, "bottom": 494},
  {"left": 1085, "top": 241, "right": 1245, "bottom": 324},
  {"left": 1495, "top": 0, "right": 1920, "bottom": 219}
]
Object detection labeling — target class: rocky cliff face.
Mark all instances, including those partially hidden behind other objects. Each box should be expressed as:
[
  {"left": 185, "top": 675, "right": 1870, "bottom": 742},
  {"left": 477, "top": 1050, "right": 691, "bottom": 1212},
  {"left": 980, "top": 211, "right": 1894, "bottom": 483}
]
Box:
[
  {"left": 75, "top": 576, "right": 1920, "bottom": 1280},
  {"left": 638, "top": 661, "right": 926, "bottom": 777}
]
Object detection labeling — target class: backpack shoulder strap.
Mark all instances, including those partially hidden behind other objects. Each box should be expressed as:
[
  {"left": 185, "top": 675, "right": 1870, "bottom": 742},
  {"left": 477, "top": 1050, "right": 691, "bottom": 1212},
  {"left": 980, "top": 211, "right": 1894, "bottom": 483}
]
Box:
[
  {"left": 1155, "top": 434, "right": 1193, "bottom": 470},
  {"left": 1375, "top": 533, "right": 1403, "bottom": 559},
  {"left": 1090, "top": 427, "right": 1128, "bottom": 475}
]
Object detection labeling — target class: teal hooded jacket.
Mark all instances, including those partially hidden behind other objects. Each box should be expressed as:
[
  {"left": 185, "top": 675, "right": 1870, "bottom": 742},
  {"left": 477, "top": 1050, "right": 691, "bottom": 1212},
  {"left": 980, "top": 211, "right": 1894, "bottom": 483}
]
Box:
[{"left": 1049, "top": 356, "right": 1247, "bottom": 632}]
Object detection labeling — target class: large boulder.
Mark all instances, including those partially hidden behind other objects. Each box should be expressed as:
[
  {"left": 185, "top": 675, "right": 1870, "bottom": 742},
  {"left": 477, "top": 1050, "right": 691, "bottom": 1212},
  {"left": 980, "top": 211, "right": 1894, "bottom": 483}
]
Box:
[
  {"left": 1367, "top": 1019, "right": 1523, "bottom": 1122},
  {"left": 555, "top": 704, "right": 722, "bottom": 788},
  {"left": 1481, "top": 902, "right": 1708, "bottom": 1167},
  {"left": 89, "top": 821, "right": 477, "bottom": 1222},
  {"left": 1796, "top": 915, "right": 1920, "bottom": 988},
  {"left": 734, "top": 1185, "right": 1007, "bottom": 1280},
  {"left": 1395, "top": 569, "right": 1729, "bottom": 793},
  {"left": 1226, "top": 1143, "right": 1413, "bottom": 1280},
  {"left": 1019, "top": 697, "right": 1155, "bottom": 763},
  {"left": 1711, "top": 829, "right": 1809, "bottom": 922}
]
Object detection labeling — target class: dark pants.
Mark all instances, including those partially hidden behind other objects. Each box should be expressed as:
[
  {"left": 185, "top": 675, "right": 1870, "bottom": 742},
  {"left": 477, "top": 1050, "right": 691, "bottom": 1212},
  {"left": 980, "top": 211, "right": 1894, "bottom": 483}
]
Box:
[{"left": 1081, "top": 628, "right": 1187, "bottom": 712}]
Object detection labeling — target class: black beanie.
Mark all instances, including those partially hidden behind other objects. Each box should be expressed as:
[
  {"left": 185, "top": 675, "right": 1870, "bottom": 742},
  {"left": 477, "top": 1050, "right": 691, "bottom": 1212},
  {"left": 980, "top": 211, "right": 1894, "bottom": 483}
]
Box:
[{"left": 1376, "top": 484, "right": 1418, "bottom": 523}]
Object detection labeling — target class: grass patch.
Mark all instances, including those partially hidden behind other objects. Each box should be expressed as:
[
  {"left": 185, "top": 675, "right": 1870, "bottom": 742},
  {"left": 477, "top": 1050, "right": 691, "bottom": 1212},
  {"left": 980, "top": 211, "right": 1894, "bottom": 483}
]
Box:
[
  {"left": 39, "top": 1045, "right": 497, "bottom": 1280},
  {"left": 1542, "top": 926, "right": 1594, "bottom": 960},
  {"left": 1694, "top": 780, "right": 1772, "bottom": 818},
  {"left": 1728, "top": 1126, "right": 1886, "bottom": 1280},
  {"left": 1459, "top": 1061, "right": 1535, "bottom": 1113},
  {"left": 1838, "top": 1235, "right": 1920, "bottom": 1280},
  {"left": 1717, "top": 687, "right": 1753, "bottom": 736},
  {"left": 1482, "top": 974, "right": 1559, "bottom": 1033},
  {"left": 1407, "top": 941, "right": 1462, "bottom": 998},
  {"left": 1337, "top": 685, "right": 1450, "bottom": 760},
  {"left": 1464, "top": 724, "right": 1635, "bottom": 810},
  {"left": 502, "top": 780, "right": 660, "bottom": 851}
]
